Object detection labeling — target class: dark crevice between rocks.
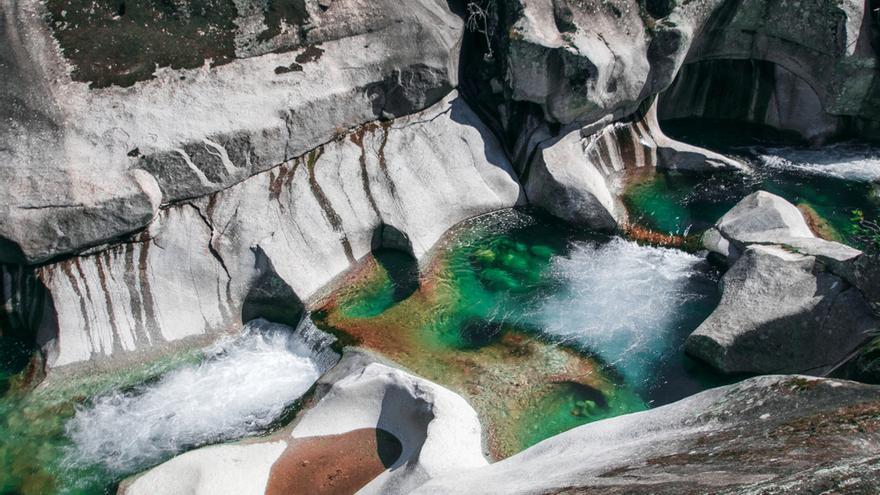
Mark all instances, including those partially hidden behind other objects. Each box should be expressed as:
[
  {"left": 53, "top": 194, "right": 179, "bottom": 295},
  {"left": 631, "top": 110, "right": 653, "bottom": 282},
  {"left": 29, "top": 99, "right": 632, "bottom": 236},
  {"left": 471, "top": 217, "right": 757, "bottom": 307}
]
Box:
[
  {"left": 1, "top": 265, "right": 55, "bottom": 393},
  {"left": 241, "top": 246, "right": 306, "bottom": 329},
  {"left": 454, "top": 0, "right": 560, "bottom": 184},
  {"left": 370, "top": 223, "right": 419, "bottom": 303},
  {"left": 185, "top": 203, "right": 233, "bottom": 314}
]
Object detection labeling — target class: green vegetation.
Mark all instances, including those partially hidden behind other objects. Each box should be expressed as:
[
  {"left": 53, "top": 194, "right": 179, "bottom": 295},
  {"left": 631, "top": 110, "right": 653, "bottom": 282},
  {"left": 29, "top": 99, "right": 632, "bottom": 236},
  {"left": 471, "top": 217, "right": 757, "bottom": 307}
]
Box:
[{"left": 851, "top": 209, "right": 880, "bottom": 250}]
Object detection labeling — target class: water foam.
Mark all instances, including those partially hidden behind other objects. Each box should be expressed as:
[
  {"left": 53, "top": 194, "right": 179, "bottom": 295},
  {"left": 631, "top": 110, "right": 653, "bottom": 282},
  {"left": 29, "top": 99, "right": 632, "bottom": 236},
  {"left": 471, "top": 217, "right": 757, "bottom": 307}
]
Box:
[
  {"left": 64, "top": 318, "right": 337, "bottom": 475},
  {"left": 751, "top": 143, "right": 880, "bottom": 182},
  {"left": 534, "top": 238, "right": 716, "bottom": 389}
]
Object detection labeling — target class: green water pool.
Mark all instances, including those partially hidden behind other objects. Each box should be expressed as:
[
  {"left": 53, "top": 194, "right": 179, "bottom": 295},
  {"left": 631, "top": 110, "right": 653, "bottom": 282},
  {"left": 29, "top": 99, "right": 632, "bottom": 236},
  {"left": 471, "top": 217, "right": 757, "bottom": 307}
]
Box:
[
  {"left": 314, "top": 209, "right": 726, "bottom": 458},
  {"left": 627, "top": 120, "right": 880, "bottom": 245}
]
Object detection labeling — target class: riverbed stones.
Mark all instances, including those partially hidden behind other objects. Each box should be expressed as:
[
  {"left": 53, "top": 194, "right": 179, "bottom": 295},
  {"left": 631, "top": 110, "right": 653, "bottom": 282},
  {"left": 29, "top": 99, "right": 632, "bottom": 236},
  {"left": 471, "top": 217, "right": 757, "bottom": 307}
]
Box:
[
  {"left": 686, "top": 244, "right": 877, "bottom": 375},
  {"left": 412, "top": 375, "right": 880, "bottom": 494}
]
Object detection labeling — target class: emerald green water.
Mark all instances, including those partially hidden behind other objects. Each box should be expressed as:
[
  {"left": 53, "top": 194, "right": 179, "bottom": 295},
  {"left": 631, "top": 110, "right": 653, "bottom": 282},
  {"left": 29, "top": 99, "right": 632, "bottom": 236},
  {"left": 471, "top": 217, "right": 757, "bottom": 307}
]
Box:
[
  {"left": 316, "top": 209, "right": 725, "bottom": 456},
  {"left": 628, "top": 120, "right": 880, "bottom": 245}
]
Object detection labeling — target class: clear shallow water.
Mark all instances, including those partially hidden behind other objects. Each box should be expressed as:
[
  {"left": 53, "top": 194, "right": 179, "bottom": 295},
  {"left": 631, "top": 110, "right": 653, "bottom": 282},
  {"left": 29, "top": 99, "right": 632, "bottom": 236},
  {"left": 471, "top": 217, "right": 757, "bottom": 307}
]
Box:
[
  {"left": 314, "top": 209, "right": 723, "bottom": 457},
  {"left": 0, "top": 318, "right": 335, "bottom": 495}
]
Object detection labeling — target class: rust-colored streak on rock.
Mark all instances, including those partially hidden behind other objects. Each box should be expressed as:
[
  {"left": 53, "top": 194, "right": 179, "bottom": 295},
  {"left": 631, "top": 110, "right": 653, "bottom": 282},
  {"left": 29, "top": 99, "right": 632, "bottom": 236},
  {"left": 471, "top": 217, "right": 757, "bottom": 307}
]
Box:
[
  {"left": 350, "top": 124, "right": 381, "bottom": 217},
  {"left": 265, "top": 428, "right": 401, "bottom": 495}
]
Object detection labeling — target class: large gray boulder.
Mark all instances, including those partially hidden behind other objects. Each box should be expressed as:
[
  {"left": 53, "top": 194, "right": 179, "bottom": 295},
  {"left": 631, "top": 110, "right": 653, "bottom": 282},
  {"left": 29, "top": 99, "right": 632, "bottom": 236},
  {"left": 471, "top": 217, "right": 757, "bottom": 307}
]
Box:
[
  {"left": 412, "top": 375, "right": 880, "bottom": 494},
  {"left": 6, "top": 93, "right": 523, "bottom": 377},
  {"left": 1, "top": 0, "right": 462, "bottom": 263},
  {"left": 686, "top": 245, "right": 878, "bottom": 375},
  {"left": 703, "top": 190, "right": 862, "bottom": 262},
  {"left": 693, "top": 192, "right": 880, "bottom": 376}
]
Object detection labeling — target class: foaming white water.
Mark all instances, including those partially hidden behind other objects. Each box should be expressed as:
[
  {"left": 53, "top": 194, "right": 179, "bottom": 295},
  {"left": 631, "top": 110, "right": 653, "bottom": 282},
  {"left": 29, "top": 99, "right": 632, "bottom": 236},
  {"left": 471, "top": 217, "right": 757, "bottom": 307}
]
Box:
[
  {"left": 750, "top": 143, "right": 880, "bottom": 182},
  {"left": 534, "top": 238, "right": 715, "bottom": 388},
  {"left": 64, "top": 318, "right": 337, "bottom": 475}
]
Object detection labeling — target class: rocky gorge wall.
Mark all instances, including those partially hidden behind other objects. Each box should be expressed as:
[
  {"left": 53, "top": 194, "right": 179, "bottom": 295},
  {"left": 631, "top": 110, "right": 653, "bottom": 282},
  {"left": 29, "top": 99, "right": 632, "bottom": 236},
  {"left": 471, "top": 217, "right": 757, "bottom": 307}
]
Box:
[
  {"left": 2, "top": 93, "right": 522, "bottom": 374},
  {"left": 1, "top": 0, "right": 878, "bottom": 379}
]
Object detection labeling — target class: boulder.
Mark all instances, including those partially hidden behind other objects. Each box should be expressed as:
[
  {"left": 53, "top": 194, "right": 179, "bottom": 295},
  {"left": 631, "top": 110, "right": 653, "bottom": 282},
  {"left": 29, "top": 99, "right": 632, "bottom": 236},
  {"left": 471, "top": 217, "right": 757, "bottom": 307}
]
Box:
[
  {"left": 412, "top": 375, "right": 880, "bottom": 494},
  {"left": 120, "top": 351, "right": 488, "bottom": 495},
  {"left": 685, "top": 245, "right": 878, "bottom": 375},
  {"left": 1, "top": 0, "right": 462, "bottom": 263},
  {"left": 703, "top": 191, "right": 863, "bottom": 262},
  {"left": 525, "top": 100, "right": 743, "bottom": 230},
  {"left": 7, "top": 93, "right": 523, "bottom": 376},
  {"left": 708, "top": 191, "right": 815, "bottom": 248}
]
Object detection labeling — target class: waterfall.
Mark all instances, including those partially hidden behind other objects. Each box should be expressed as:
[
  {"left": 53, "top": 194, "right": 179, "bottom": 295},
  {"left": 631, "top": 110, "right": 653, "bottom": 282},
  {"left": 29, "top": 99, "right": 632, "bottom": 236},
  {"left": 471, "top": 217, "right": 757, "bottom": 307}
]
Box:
[
  {"left": 62, "top": 317, "right": 339, "bottom": 477},
  {"left": 532, "top": 238, "right": 718, "bottom": 393},
  {"left": 750, "top": 143, "right": 880, "bottom": 182}
]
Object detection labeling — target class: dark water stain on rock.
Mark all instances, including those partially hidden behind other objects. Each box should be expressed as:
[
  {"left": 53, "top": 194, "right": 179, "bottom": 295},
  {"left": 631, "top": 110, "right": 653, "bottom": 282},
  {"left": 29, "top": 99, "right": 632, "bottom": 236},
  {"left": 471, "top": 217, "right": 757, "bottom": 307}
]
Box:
[
  {"left": 258, "top": 0, "right": 309, "bottom": 43},
  {"left": 265, "top": 428, "right": 401, "bottom": 495},
  {"left": 274, "top": 63, "right": 304, "bottom": 75},
  {"left": 295, "top": 45, "right": 325, "bottom": 64}
]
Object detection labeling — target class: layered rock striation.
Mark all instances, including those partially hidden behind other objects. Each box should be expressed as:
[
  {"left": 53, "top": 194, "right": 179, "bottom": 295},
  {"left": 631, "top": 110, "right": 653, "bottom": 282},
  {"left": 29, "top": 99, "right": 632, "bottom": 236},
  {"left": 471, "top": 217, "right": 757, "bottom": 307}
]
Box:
[{"left": 2, "top": 93, "right": 522, "bottom": 375}]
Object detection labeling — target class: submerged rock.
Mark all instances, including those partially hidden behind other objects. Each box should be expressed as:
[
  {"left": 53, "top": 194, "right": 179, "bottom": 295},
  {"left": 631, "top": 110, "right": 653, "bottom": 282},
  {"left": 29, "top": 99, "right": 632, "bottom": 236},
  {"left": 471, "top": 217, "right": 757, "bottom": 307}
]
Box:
[
  {"left": 686, "top": 245, "right": 877, "bottom": 375},
  {"left": 412, "top": 375, "right": 880, "bottom": 494},
  {"left": 120, "top": 351, "right": 487, "bottom": 495}
]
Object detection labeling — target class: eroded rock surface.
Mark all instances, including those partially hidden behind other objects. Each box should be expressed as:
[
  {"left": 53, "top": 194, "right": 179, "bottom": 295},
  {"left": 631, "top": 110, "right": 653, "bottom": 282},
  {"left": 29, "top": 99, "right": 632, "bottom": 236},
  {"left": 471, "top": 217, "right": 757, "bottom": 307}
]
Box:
[
  {"left": 413, "top": 375, "right": 880, "bottom": 494},
  {"left": 120, "top": 351, "right": 488, "bottom": 495},
  {"left": 1, "top": 0, "right": 462, "bottom": 263},
  {"left": 5, "top": 93, "right": 522, "bottom": 376},
  {"left": 525, "top": 100, "right": 743, "bottom": 230}
]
